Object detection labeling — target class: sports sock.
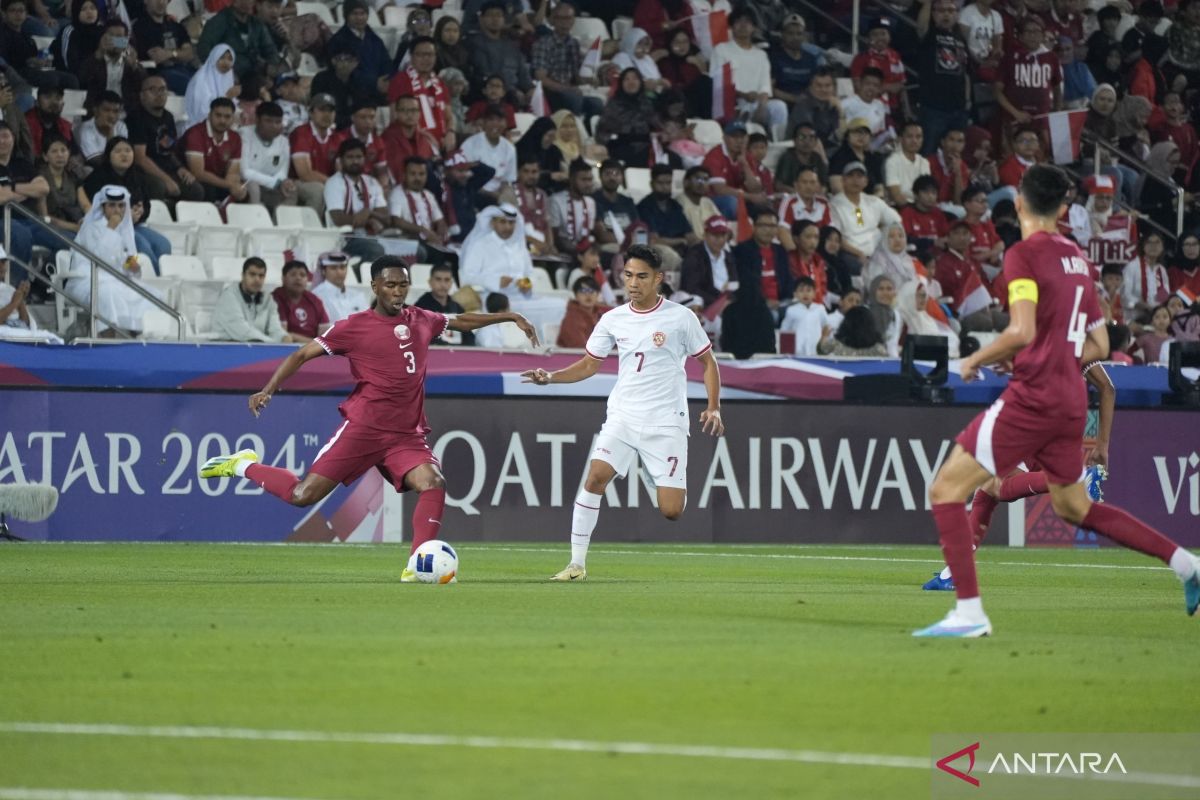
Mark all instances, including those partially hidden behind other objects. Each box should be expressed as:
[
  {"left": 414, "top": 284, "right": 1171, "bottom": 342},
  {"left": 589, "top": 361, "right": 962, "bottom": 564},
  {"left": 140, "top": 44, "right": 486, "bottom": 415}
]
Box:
[
  {"left": 571, "top": 490, "right": 602, "bottom": 567},
  {"left": 409, "top": 488, "right": 446, "bottom": 555},
  {"left": 997, "top": 471, "right": 1049, "bottom": 502},
  {"left": 245, "top": 464, "right": 299, "bottom": 502},
  {"left": 939, "top": 565, "right": 952, "bottom": 581},
  {"left": 967, "top": 489, "right": 999, "bottom": 546},
  {"left": 1081, "top": 503, "right": 1181, "bottom": 567},
  {"left": 1169, "top": 549, "right": 1198, "bottom": 582},
  {"left": 933, "top": 502, "right": 980, "bottom": 601},
  {"left": 955, "top": 596, "right": 986, "bottom": 623}
]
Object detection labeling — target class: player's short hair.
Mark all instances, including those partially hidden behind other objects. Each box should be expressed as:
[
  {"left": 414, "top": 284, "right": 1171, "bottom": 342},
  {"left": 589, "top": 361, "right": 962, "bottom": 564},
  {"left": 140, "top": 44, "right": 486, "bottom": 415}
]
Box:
[
  {"left": 913, "top": 175, "right": 939, "bottom": 195},
  {"left": 485, "top": 291, "right": 509, "bottom": 313},
  {"left": 209, "top": 97, "right": 235, "bottom": 113},
  {"left": 370, "top": 256, "right": 411, "bottom": 281},
  {"left": 650, "top": 163, "right": 673, "bottom": 181},
  {"left": 791, "top": 219, "right": 820, "bottom": 239},
  {"left": 282, "top": 260, "right": 308, "bottom": 278},
  {"left": 1019, "top": 164, "right": 1073, "bottom": 217},
  {"left": 338, "top": 137, "right": 366, "bottom": 158},
  {"left": 684, "top": 165, "right": 710, "bottom": 182},
  {"left": 256, "top": 101, "right": 284, "bottom": 119},
  {"left": 572, "top": 275, "right": 600, "bottom": 293},
  {"left": 624, "top": 243, "right": 662, "bottom": 272},
  {"left": 96, "top": 90, "right": 123, "bottom": 108},
  {"left": 404, "top": 156, "right": 428, "bottom": 171},
  {"left": 962, "top": 183, "right": 988, "bottom": 202},
  {"left": 900, "top": 120, "right": 923, "bottom": 135},
  {"left": 795, "top": 275, "right": 816, "bottom": 289},
  {"left": 242, "top": 257, "right": 267, "bottom": 274}
]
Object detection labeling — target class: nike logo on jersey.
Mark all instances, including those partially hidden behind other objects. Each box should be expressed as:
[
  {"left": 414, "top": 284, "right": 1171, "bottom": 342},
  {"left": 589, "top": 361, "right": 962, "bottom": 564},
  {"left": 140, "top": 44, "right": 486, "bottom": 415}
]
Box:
[{"left": 398, "top": 342, "right": 414, "bottom": 349}]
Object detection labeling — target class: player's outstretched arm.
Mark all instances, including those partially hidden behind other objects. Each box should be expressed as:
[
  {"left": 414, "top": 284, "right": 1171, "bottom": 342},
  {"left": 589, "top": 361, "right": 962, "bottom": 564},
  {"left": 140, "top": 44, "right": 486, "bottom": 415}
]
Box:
[
  {"left": 959, "top": 299, "right": 1037, "bottom": 381},
  {"left": 448, "top": 311, "right": 540, "bottom": 347},
  {"left": 248, "top": 340, "right": 328, "bottom": 418},
  {"left": 697, "top": 350, "right": 724, "bottom": 436},
  {"left": 1083, "top": 361, "right": 1115, "bottom": 468},
  {"left": 520, "top": 354, "right": 604, "bottom": 386}
]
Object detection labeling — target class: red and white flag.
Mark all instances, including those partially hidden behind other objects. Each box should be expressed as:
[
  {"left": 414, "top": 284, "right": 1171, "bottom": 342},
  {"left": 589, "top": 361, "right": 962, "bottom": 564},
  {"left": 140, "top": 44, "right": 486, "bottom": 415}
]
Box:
[
  {"left": 711, "top": 60, "right": 735, "bottom": 124},
  {"left": 529, "top": 80, "right": 550, "bottom": 116},
  {"left": 689, "top": 9, "right": 729, "bottom": 58},
  {"left": 649, "top": 134, "right": 667, "bottom": 166},
  {"left": 955, "top": 269, "right": 995, "bottom": 319},
  {"left": 579, "top": 36, "right": 602, "bottom": 80},
  {"left": 1039, "top": 109, "right": 1088, "bottom": 165}
]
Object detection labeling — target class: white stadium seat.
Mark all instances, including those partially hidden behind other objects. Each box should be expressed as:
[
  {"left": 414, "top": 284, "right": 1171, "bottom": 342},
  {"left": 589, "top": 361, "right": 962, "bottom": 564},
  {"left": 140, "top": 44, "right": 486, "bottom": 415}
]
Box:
[
  {"left": 277, "top": 205, "right": 344, "bottom": 258},
  {"left": 164, "top": 93, "right": 186, "bottom": 127},
  {"left": 611, "top": 16, "right": 633, "bottom": 42},
  {"left": 210, "top": 255, "right": 248, "bottom": 283},
  {"left": 175, "top": 201, "right": 241, "bottom": 265},
  {"left": 159, "top": 254, "right": 209, "bottom": 281},
  {"left": 624, "top": 167, "right": 652, "bottom": 204},
  {"left": 541, "top": 320, "right": 561, "bottom": 346},
  {"left": 408, "top": 263, "right": 433, "bottom": 290},
  {"left": 149, "top": 199, "right": 174, "bottom": 222},
  {"left": 62, "top": 89, "right": 88, "bottom": 119},
  {"left": 691, "top": 119, "right": 722, "bottom": 149},
  {"left": 530, "top": 268, "right": 554, "bottom": 295},
  {"left": 225, "top": 203, "right": 274, "bottom": 229},
  {"left": 226, "top": 204, "right": 294, "bottom": 258},
  {"left": 140, "top": 308, "right": 192, "bottom": 340},
  {"left": 513, "top": 112, "right": 537, "bottom": 139},
  {"left": 501, "top": 321, "right": 532, "bottom": 349}
]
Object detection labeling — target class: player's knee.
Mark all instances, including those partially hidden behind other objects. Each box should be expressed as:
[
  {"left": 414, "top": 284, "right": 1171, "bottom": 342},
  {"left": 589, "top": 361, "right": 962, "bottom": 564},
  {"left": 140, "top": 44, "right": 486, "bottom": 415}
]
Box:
[
  {"left": 584, "top": 475, "right": 610, "bottom": 494},
  {"left": 414, "top": 474, "right": 446, "bottom": 493},
  {"left": 929, "top": 475, "right": 958, "bottom": 506},
  {"left": 661, "top": 505, "right": 683, "bottom": 521},
  {"left": 1051, "top": 493, "right": 1089, "bottom": 526},
  {"left": 290, "top": 485, "right": 320, "bottom": 507}
]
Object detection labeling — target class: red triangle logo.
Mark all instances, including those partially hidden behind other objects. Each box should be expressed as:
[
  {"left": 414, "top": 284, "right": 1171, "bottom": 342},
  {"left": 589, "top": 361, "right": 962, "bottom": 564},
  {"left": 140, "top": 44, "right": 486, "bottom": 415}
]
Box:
[{"left": 936, "top": 742, "right": 981, "bottom": 787}]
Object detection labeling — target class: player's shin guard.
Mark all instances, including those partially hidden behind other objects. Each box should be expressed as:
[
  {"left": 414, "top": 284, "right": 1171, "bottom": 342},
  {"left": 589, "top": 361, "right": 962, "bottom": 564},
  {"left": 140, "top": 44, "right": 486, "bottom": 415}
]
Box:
[
  {"left": 1081, "top": 503, "right": 1180, "bottom": 566},
  {"left": 933, "top": 502, "right": 980, "bottom": 600},
  {"left": 997, "top": 471, "right": 1048, "bottom": 502},
  {"left": 571, "top": 490, "right": 602, "bottom": 567},
  {"left": 245, "top": 464, "right": 300, "bottom": 502},
  {"left": 409, "top": 488, "right": 446, "bottom": 555},
  {"left": 967, "top": 489, "right": 999, "bottom": 546}
]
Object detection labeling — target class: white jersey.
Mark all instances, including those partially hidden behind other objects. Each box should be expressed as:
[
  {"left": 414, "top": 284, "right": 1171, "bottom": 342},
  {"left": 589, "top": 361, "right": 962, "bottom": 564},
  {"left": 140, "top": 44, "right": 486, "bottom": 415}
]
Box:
[{"left": 585, "top": 297, "right": 712, "bottom": 431}]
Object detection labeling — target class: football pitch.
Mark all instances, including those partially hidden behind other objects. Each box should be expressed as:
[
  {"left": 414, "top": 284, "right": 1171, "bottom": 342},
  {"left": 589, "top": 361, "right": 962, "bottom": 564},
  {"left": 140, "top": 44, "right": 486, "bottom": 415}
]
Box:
[{"left": 1, "top": 542, "right": 1196, "bottom": 800}]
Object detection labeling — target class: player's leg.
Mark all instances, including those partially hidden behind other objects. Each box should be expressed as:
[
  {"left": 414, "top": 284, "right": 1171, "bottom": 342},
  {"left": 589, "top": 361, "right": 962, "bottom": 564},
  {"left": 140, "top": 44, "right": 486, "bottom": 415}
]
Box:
[
  {"left": 641, "top": 427, "right": 689, "bottom": 522},
  {"left": 656, "top": 488, "right": 686, "bottom": 520},
  {"left": 929, "top": 469, "right": 1036, "bottom": 591},
  {"left": 552, "top": 458, "right": 619, "bottom": 581},
  {"left": 402, "top": 463, "right": 447, "bottom": 556},
  {"left": 1047, "top": 481, "right": 1200, "bottom": 615},
  {"left": 199, "top": 446, "right": 338, "bottom": 507},
  {"left": 913, "top": 444, "right": 995, "bottom": 638}
]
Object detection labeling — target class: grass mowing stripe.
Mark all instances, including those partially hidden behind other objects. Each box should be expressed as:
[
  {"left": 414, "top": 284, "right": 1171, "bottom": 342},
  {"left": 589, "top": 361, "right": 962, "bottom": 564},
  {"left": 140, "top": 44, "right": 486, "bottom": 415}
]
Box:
[
  {"left": 0, "top": 722, "right": 928, "bottom": 770},
  {"left": 0, "top": 790, "right": 322, "bottom": 800},
  {"left": 484, "top": 546, "right": 1174, "bottom": 572}
]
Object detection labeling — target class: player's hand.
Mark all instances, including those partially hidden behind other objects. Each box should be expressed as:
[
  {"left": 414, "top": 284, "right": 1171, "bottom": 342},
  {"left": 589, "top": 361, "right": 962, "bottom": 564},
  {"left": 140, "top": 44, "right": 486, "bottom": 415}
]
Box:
[
  {"left": 249, "top": 391, "right": 272, "bottom": 417},
  {"left": 520, "top": 368, "right": 552, "bottom": 385},
  {"left": 700, "top": 408, "right": 724, "bottom": 436},
  {"left": 513, "top": 314, "right": 540, "bottom": 347},
  {"left": 991, "top": 358, "right": 1014, "bottom": 376},
  {"left": 959, "top": 358, "right": 980, "bottom": 383},
  {"left": 1086, "top": 441, "right": 1109, "bottom": 468}
]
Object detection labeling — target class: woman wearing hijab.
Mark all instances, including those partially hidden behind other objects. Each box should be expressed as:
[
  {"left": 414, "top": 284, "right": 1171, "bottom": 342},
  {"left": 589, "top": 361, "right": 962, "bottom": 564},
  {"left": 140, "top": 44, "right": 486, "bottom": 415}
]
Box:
[
  {"left": 184, "top": 45, "right": 237, "bottom": 134},
  {"left": 1141, "top": 141, "right": 1189, "bottom": 235},
  {"left": 517, "top": 116, "right": 567, "bottom": 193},
  {"left": 866, "top": 274, "right": 901, "bottom": 357},
  {"left": 896, "top": 277, "right": 959, "bottom": 357},
  {"left": 1168, "top": 232, "right": 1200, "bottom": 295},
  {"left": 864, "top": 224, "right": 922, "bottom": 290},
  {"left": 1082, "top": 83, "right": 1138, "bottom": 204},
  {"left": 656, "top": 28, "right": 711, "bottom": 118},
  {"left": 67, "top": 186, "right": 163, "bottom": 335},
  {"left": 1113, "top": 94, "right": 1153, "bottom": 161},
  {"left": 459, "top": 203, "right": 567, "bottom": 333},
  {"left": 817, "top": 226, "right": 854, "bottom": 300},
  {"left": 612, "top": 28, "right": 669, "bottom": 93},
  {"left": 79, "top": 137, "right": 170, "bottom": 274},
  {"left": 434, "top": 16, "right": 472, "bottom": 80},
  {"left": 595, "top": 68, "right": 660, "bottom": 166},
  {"left": 53, "top": 0, "right": 105, "bottom": 73},
  {"left": 819, "top": 305, "right": 887, "bottom": 356}
]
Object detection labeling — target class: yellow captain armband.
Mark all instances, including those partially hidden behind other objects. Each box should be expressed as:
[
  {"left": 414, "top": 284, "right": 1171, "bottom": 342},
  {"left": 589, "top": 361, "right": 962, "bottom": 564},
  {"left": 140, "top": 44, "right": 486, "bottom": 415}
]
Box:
[{"left": 1008, "top": 278, "right": 1039, "bottom": 305}]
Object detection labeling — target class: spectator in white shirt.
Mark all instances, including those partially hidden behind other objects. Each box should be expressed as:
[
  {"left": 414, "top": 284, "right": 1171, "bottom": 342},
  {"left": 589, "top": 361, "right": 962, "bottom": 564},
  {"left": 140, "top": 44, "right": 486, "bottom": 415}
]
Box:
[
  {"left": 884, "top": 121, "right": 931, "bottom": 206},
  {"left": 311, "top": 250, "right": 368, "bottom": 321},
  {"left": 830, "top": 161, "right": 902, "bottom": 269},
  {"left": 273, "top": 72, "right": 308, "bottom": 134},
  {"left": 323, "top": 138, "right": 389, "bottom": 265},
  {"left": 959, "top": 0, "right": 1004, "bottom": 73},
  {"left": 459, "top": 103, "right": 517, "bottom": 198},
  {"left": 712, "top": 7, "right": 789, "bottom": 137},
  {"left": 76, "top": 91, "right": 128, "bottom": 167},
  {"left": 780, "top": 276, "right": 832, "bottom": 355},
  {"left": 240, "top": 102, "right": 296, "bottom": 212},
  {"left": 839, "top": 68, "right": 893, "bottom": 151},
  {"left": 388, "top": 156, "right": 447, "bottom": 245}
]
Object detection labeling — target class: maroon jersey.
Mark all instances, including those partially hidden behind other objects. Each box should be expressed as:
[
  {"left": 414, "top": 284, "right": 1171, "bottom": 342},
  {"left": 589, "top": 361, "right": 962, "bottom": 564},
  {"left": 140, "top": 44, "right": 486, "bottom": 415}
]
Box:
[
  {"left": 314, "top": 306, "right": 449, "bottom": 435},
  {"left": 999, "top": 45, "right": 1061, "bottom": 117},
  {"left": 1001, "top": 231, "right": 1103, "bottom": 418}
]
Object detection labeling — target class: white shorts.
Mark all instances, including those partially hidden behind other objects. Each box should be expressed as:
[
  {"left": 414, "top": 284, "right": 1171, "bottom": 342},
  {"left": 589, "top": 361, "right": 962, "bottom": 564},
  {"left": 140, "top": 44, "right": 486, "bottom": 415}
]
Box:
[{"left": 591, "top": 419, "right": 689, "bottom": 490}]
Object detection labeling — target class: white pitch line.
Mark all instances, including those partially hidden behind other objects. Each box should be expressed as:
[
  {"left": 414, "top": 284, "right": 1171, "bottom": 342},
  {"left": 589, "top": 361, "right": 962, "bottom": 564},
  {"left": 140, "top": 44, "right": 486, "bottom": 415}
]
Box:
[
  {"left": 484, "top": 546, "right": 1173, "bottom": 572},
  {"left": 0, "top": 790, "right": 322, "bottom": 800}
]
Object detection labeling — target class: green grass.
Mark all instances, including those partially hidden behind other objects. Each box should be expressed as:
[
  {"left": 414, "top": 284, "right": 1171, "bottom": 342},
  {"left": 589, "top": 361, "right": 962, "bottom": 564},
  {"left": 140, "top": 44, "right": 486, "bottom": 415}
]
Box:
[{"left": 0, "top": 542, "right": 1196, "bottom": 800}]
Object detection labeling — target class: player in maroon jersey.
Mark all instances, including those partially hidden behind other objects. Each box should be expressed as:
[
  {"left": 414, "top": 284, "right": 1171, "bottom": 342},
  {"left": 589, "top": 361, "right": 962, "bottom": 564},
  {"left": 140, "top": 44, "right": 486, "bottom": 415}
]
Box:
[
  {"left": 914, "top": 164, "right": 1200, "bottom": 637},
  {"left": 199, "top": 256, "right": 539, "bottom": 581}
]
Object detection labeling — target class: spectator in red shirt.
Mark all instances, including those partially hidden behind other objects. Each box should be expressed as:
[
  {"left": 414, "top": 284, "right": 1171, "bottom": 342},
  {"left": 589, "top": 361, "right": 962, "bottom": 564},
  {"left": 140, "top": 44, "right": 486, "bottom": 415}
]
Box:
[
  {"left": 182, "top": 96, "right": 245, "bottom": 203},
  {"left": 465, "top": 75, "right": 518, "bottom": 133},
  {"left": 388, "top": 35, "right": 454, "bottom": 153},
  {"left": 331, "top": 102, "right": 392, "bottom": 189},
  {"left": 633, "top": 0, "right": 686, "bottom": 51},
  {"left": 271, "top": 259, "right": 330, "bottom": 342},
  {"left": 289, "top": 93, "right": 338, "bottom": 216},
  {"left": 961, "top": 184, "right": 1005, "bottom": 271},
  {"left": 994, "top": 15, "right": 1062, "bottom": 143},
  {"left": 383, "top": 94, "right": 441, "bottom": 191},
  {"left": 934, "top": 221, "right": 1007, "bottom": 330},
  {"left": 701, "top": 120, "right": 768, "bottom": 219},
  {"left": 927, "top": 127, "right": 970, "bottom": 206},
  {"left": 24, "top": 85, "right": 73, "bottom": 159},
  {"left": 1152, "top": 92, "right": 1197, "bottom": 173},
  {"left": 900, "top": 175, "right": 949, "bottom": 262},
  {"left": 746, "top": 132, "right": 775, "bottom": 196},
  {"left": 998, "top": 124, "right": 1041, "bottom": 187},
  {"left": 850, "top": 17, "right": 908, "bottom": 113},
  {"left": 777, "top": 167, "right": 832, "bottom": 250}
]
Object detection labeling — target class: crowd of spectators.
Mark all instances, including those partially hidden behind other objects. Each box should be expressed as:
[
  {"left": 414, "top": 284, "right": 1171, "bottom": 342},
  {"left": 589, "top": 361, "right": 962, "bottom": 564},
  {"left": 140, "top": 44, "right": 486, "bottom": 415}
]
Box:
[{"left": 1, "top": 0, "right": 1199, "bottom": 358}]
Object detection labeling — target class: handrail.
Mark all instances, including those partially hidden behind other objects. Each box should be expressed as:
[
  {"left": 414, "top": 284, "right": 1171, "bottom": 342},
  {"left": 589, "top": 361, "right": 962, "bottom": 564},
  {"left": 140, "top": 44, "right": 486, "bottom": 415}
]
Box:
[
  {"left": 3, "top": 201, "right": 185, "bottom": 340},
  {"left": 1082, "top": 131, "right": 1185, "bottom": 240}
]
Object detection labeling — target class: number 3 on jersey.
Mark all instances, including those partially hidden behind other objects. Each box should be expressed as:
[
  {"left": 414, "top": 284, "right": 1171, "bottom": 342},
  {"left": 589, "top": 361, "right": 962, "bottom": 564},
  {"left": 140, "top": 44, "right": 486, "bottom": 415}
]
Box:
[
  {"left": 1067, "top": 286, "right": 1088, "bottom": 358},
  {"left": 404, "top": 351, "right": 416, "bottom": 373}
]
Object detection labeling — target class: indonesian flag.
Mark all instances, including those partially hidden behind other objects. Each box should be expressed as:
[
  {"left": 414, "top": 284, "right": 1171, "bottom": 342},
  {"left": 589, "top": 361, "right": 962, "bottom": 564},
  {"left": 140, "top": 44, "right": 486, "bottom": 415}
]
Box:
[
  {"left": 649, "top": 134, "right": 667, "bottom": 166},
  {"left": 1039, "top": 109, "right": 1088, "bottom": 165},
  {"left": 530, "top": 80, "right": 550, "bottom": 117},
  {"left": 689, "top": 9, "right": 729, "bottom": 58},
  {"left": 955, "top": 268, "right": 995, "bottom": 319},
  {"left": 711, "top": 60, "right": 735, "bottom": 124},
  {"left": 579, "top": 36, "right": 602, "bottom": 80},
  {"left": 1177, "top": 287, "right": 1197, "bottom": 307}
]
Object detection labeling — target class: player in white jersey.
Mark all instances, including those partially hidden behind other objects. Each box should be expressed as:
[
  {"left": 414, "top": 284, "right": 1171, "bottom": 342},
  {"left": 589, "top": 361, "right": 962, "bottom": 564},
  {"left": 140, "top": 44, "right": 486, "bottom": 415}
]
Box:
[{"left": 521, "top": 245, "right": 725, "bottom": 581}]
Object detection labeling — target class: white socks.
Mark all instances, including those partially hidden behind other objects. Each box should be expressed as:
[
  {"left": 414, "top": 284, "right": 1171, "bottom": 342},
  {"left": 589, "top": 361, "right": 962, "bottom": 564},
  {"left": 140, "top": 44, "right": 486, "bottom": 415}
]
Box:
[
  {"left": 955, "top": 597, "right": 987, "bottom": 623},
  {"left": 1169, "top": 548, "right": 1198, "bottom": 582},
  {"left": 234, "top": 460, "right": 251, "bottom": 478},
  {"left": 571, "top": 490, "right": 602, "bottom": 567},
  {"left": 939, "top": 565, "right": 952, "bottom": 581}
]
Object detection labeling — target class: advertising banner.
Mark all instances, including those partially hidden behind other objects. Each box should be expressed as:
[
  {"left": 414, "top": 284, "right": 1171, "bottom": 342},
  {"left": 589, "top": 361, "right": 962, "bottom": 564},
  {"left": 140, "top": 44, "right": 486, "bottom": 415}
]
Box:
[{"left": 1, "top": 391, "right": 1196, "bottom": 546}]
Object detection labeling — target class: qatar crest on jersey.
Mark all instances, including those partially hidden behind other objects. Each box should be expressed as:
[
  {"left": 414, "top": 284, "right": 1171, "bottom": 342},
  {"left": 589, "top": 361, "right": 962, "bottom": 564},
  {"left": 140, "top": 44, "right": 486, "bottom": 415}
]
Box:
[
  {"left": 652, "top": 331, "right": 667, "bottom": 347},
  {"left": 393, "top": 324, "right": 411, "bottom": 340}
]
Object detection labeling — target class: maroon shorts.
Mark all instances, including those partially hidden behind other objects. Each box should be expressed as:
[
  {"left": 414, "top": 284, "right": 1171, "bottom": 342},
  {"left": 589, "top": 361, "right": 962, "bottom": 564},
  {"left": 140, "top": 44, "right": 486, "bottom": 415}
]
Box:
[
  {"left": 309, "top": 420, "right": 440, "bottom": 492},
  {"left": 956, "top": 398, "right": 1086, "bottom": 486}
]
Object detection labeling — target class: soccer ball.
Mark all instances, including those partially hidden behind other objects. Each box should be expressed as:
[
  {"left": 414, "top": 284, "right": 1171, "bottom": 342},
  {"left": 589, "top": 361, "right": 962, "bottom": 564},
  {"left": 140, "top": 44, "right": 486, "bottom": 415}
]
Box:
[{"left": 412, "top": 539, "right": 459, "bottom": 584}]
